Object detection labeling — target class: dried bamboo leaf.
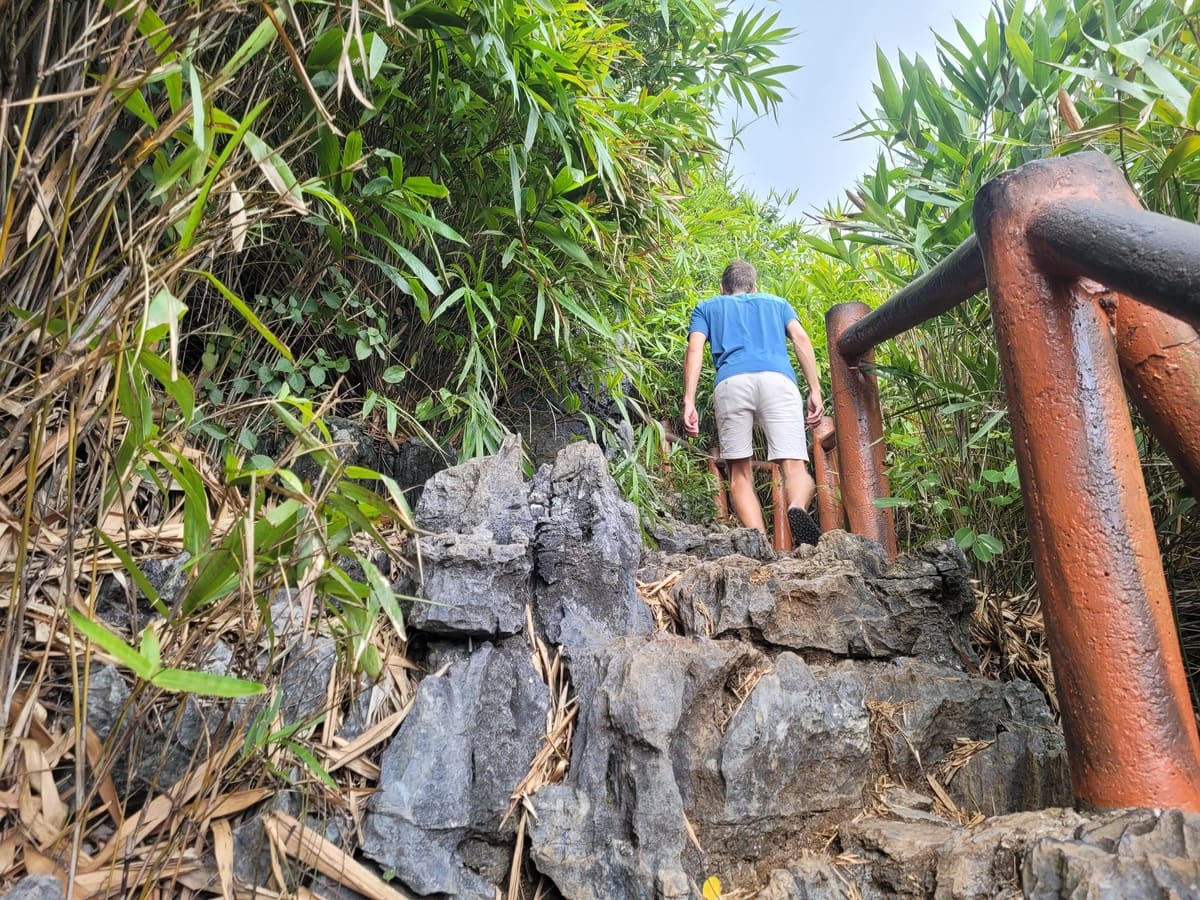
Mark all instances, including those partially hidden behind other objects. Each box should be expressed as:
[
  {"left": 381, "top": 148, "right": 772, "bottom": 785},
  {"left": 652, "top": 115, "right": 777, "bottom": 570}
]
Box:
[
  {"left": 265, "top": 810, "right": 416, "bottom": 900},
  {"left": 212, "top": 818, "right": 235, "bottom": 900}
]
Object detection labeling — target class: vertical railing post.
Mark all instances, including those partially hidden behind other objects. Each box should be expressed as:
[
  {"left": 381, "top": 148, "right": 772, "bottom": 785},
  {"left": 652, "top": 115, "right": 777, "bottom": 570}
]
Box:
[
  {"left": 974, "top": 152, "right": 1200, "bottom": 811},
  {"left": 706, "top": 455, "right": 730, "bottom": 523},
  {"left": 826, "top": 302, "right": 897, "bottom": 556},
  {"left": 812, "top": 416, "right": 844, "bottom": 532},
  {"left": 770, "top": 463, "right": 791, "bottom": 551}
]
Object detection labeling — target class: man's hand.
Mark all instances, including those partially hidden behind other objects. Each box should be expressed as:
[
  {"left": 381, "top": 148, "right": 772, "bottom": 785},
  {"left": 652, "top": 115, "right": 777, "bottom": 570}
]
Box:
[
  {"left": 806, "top": 389, "right": 824, "bottom": 428},
  {"left": 683, "top": 400, "right": 700, "bottom": 436}
]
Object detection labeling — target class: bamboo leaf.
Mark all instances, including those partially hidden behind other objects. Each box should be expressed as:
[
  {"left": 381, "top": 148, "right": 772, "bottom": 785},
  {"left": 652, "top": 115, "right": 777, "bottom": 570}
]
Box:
[
  {"left": 183, "top": 57, "right": 207, "bottom": 154},
  {"left": 96, "top": 533, "right": 171, "bottom": 618},
  {"left": 152, "top": 668, "right": 266, "bottom": 697},
  {"left": 140, "top": 627, "right": 161, "bottom": 670},
  {"left": 191, "top": 269, "right": 295, "bottom": 363},
  {"left": 68, "top": 611, "right": 154, "bottom": 679},
  {"left": 220, "top": 16, "right": 278, "bottom": 80},
  {"left": 178, "top": 98, "right": 269, "bottom": 250}
]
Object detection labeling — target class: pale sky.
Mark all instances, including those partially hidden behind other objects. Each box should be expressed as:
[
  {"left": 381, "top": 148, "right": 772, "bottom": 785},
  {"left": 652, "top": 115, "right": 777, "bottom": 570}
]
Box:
[{"left": 722, "top": 0, "right": 994, "bottom": 217}]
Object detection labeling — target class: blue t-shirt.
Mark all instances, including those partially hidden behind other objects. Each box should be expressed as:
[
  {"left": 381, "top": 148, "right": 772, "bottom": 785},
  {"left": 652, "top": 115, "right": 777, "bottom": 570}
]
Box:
[{"left": 688, "top": 292, "right": 799, "bottom": 386}]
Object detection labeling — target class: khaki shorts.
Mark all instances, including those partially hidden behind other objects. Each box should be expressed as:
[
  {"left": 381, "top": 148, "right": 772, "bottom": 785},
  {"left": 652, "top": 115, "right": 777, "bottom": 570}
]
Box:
[{"left": 713, "top": 371, "right": 809, "bottom": 461}]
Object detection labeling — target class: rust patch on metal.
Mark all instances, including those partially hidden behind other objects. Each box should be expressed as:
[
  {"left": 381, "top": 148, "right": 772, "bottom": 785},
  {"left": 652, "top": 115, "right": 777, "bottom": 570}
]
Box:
[
  {"left": 827, "top": 303, "right": 897, "bottom": 556},
  {"left": 812, "top": 415, "right": 844, "bottom": 532}
]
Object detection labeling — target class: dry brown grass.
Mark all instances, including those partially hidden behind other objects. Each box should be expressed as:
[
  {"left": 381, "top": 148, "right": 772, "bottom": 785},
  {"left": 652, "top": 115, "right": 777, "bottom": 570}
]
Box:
[
  {"left": 638, "top": 572, "right": 684, "bottom": 633},
  {"left": 0, "top": 1, "right": 428, "bottom": 892},
  {"left": 501, "top": 606, "right": 577, "bottom": 900},
  {"left": 969, "top": 587, "right": 1057, "bottom": 716}
]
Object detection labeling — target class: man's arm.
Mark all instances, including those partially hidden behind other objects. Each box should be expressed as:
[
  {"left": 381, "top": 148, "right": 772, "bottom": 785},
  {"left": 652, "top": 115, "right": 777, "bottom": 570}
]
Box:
[
  {"left": 786, "top": 320, "right": 824, "bottom": 427},
  {"left": 682, "top": 331, "right": 707, "bottom": 436}
]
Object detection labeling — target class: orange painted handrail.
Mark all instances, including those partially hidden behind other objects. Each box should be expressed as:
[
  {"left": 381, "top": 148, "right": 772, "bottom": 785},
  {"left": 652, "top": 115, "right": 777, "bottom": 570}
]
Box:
[{"left": 823, "top": 150, "right": 1200, "bottom": 813}]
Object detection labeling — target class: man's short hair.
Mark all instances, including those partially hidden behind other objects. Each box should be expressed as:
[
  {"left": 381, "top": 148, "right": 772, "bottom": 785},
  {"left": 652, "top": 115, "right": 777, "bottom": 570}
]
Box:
[{"left": 721, "top": 260, "right": 757, "bottom": 295}]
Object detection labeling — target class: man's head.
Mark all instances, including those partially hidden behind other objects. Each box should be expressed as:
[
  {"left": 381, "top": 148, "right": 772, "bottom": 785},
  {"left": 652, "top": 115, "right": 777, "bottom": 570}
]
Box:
[{"left": 721, "top": 259, "right": 757, "bottom": 295}]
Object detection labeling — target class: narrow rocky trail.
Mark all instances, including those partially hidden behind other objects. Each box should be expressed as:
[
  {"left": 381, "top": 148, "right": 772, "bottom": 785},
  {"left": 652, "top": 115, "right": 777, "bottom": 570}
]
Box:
[{"left": 5, "top": 437, "right": 1197, "bottom": 899}]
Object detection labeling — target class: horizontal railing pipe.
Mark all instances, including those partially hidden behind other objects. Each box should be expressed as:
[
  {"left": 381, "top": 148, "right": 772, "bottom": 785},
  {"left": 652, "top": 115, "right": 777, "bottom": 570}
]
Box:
[
  {"left": 836, "top": 235, "right": 987, "bottom": 358},
  {"left": 1029, "top": 199, "right": 1200, "bottom": 328}
]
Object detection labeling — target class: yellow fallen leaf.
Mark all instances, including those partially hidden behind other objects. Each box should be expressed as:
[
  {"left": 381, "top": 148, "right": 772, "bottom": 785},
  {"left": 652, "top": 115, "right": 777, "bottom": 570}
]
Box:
[{"left": 703, "top": 875, "right": 722, "bottom": 899}]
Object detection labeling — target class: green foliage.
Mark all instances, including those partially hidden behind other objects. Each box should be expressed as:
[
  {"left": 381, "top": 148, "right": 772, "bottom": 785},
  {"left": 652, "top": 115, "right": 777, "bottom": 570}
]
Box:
[
  {"left": 69, "top": 612, "right": 264, "bottom": 698},
  {"left": 101, "top": 0, "right": 797, "bottom": 464},
  {"left": 797, "top": 0, "right": 1200, "bottom": 593}
]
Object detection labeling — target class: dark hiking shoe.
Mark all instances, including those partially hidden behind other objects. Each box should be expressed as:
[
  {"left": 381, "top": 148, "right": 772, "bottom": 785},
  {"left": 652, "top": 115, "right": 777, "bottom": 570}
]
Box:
[{"left": 788, "top": 506, "right": 821, "bottom": 548}]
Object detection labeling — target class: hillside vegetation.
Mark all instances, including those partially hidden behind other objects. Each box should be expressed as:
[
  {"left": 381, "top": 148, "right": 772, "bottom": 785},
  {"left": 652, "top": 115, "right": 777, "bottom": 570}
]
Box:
[{"left": 0, "top": 0, "right": 1198, "bottom": 893}]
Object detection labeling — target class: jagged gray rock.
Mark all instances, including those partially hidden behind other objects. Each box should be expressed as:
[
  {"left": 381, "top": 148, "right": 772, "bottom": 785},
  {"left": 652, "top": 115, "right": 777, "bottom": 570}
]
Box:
[
  {"left": 668, "top": 531, "right": 975, "bottom": 666},
  {"left": 529, "top": 635, "right": 764, "bottom": 899},
  {"left": 720, "top": 654, "right": 870, "bottom": 819},
  {"left": 0, "top": 876, "right": 64, "bottom": 900},
  {"left": 87, "top": 663, "right": 227, "bottom": 793},
  {"left": 363, "top": 638, "right": 549, "bottom": 897},
  {"left": 86, "top": 664, "right": 130, "bottom": 741},
  {"left": 1022, "top": 808, "right": 1200, "bottom": 899},
  {"left": 278, "top": 636, "right": 337, "bottom": 728},
  {"left": 644, "top": 518, "right": 776, "bottom": 561},
  {"left": 408, "top": 532, "right": 530, "bottom": 636},
  {"left": 232, "top": 790, "right": 301, "bottom": 889},
  {"left": 527, "top": 635, "right": 1068, "bottom": 897},
  {"left": 414, "top": 433, "right": 532, "bottom": 543},
  {"left": 834, "top": 806, "right": 1200, "bottom": 899},
  {"left": 533, "top": 442, "right": 650, "bottom": 648},
  {"left": 393, "top": 437, "right": 456, "bottom": 506},
  {"left": 758, "top": 859, "right": 847, "bottom": 900},
  {"left": 404, "top": 435, "right": 535, "bottom": 636},
  {"left": 849, "top": 658, "right": 1070, "bottom": 813}
]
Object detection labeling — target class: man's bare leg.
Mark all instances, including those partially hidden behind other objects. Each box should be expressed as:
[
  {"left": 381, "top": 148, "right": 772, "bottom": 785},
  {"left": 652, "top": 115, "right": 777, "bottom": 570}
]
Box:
[
  {"left": 779, "top": 458, "right": 816, "bottom": 511},
  {"left": 727, "top": 457, "right": 766, "bottom": 533}
]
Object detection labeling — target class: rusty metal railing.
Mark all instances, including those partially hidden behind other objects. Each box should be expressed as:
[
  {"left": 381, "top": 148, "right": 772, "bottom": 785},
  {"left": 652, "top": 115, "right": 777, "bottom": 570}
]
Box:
[
  {"left": 659, "top": 426, "right": 795, "bottom": 552},
  {"left": 706, "top": 456, "right": 794, "bottom": 552},
  {"left": 823, "top": 151, "right": 1200, "bottom": 813}
]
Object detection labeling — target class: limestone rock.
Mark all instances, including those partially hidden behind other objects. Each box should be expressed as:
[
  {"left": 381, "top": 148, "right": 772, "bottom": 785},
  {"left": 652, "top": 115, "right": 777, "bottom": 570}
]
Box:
[
  {"left": 406, "top": 532, "right": 530, "bottom": 636},
  {"left": 0, "top": 876, "right": 64, "bottom": 900},
  {"left": 278, "top": 636, "right": 337, "bottom": 728},
  {"left": 669, "top": 532, "right": 974, "bottom": 666},
  {"left": 86, "top": 664, "right": 130, "bottom": 742},
  {"left": 841, "top": 816, "right": 959, "bottom": 896},
  {"left": 758, "top": 859, "right": 849, "bottom": 900},
  {"left": 529, "top": 635, "right": 762, "bottom": 899},
  {"left": 720, "top": 654, "right": 870, "bottom": 819},
  {"left": 414, "top": 433, "right": 532, "bottom": 544},
  {"left": 404, "top": 435, "right": 535, "bottom": 636},
  {"left": 87, "top": 662, "right": 231, "bottom": 793},
  {"left": 644, "top": 518, "right": 776, "bottom": 561},
  {"left": 363, "top": 638, "right": 549, "bottom": 897},
  {"left": 393, "top": 437, "right": 456, "bottom": 506},
  {"left": 1022, "top": 808, "right": 1200, "bottom": 900},
  {"left": 533, "top": 442, "right": 650, "bottom": 648},
  {"left": 837, "top": 806, "right": 1200, "bottom": 899},
  {"left": 850, "top": 658, "right": 1070, "bottom": 813},
  {"left": 931, "top": 808, "right": 1089, "bottom": 899}
]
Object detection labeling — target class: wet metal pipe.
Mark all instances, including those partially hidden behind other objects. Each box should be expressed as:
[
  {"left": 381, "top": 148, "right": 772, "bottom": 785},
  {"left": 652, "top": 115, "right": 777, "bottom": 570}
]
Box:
[
  {"left": 827, "top": 303, "right": 897, "bottom": 556},
  {"left": 974, "top": 152, "right": 1200, "bottom": 811},
  {"left": 837, "top": 235, "right": 987, "bottom": 358},
  {"left": 1029, "top": 199, "right": 1200, "bottom": 329}
]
